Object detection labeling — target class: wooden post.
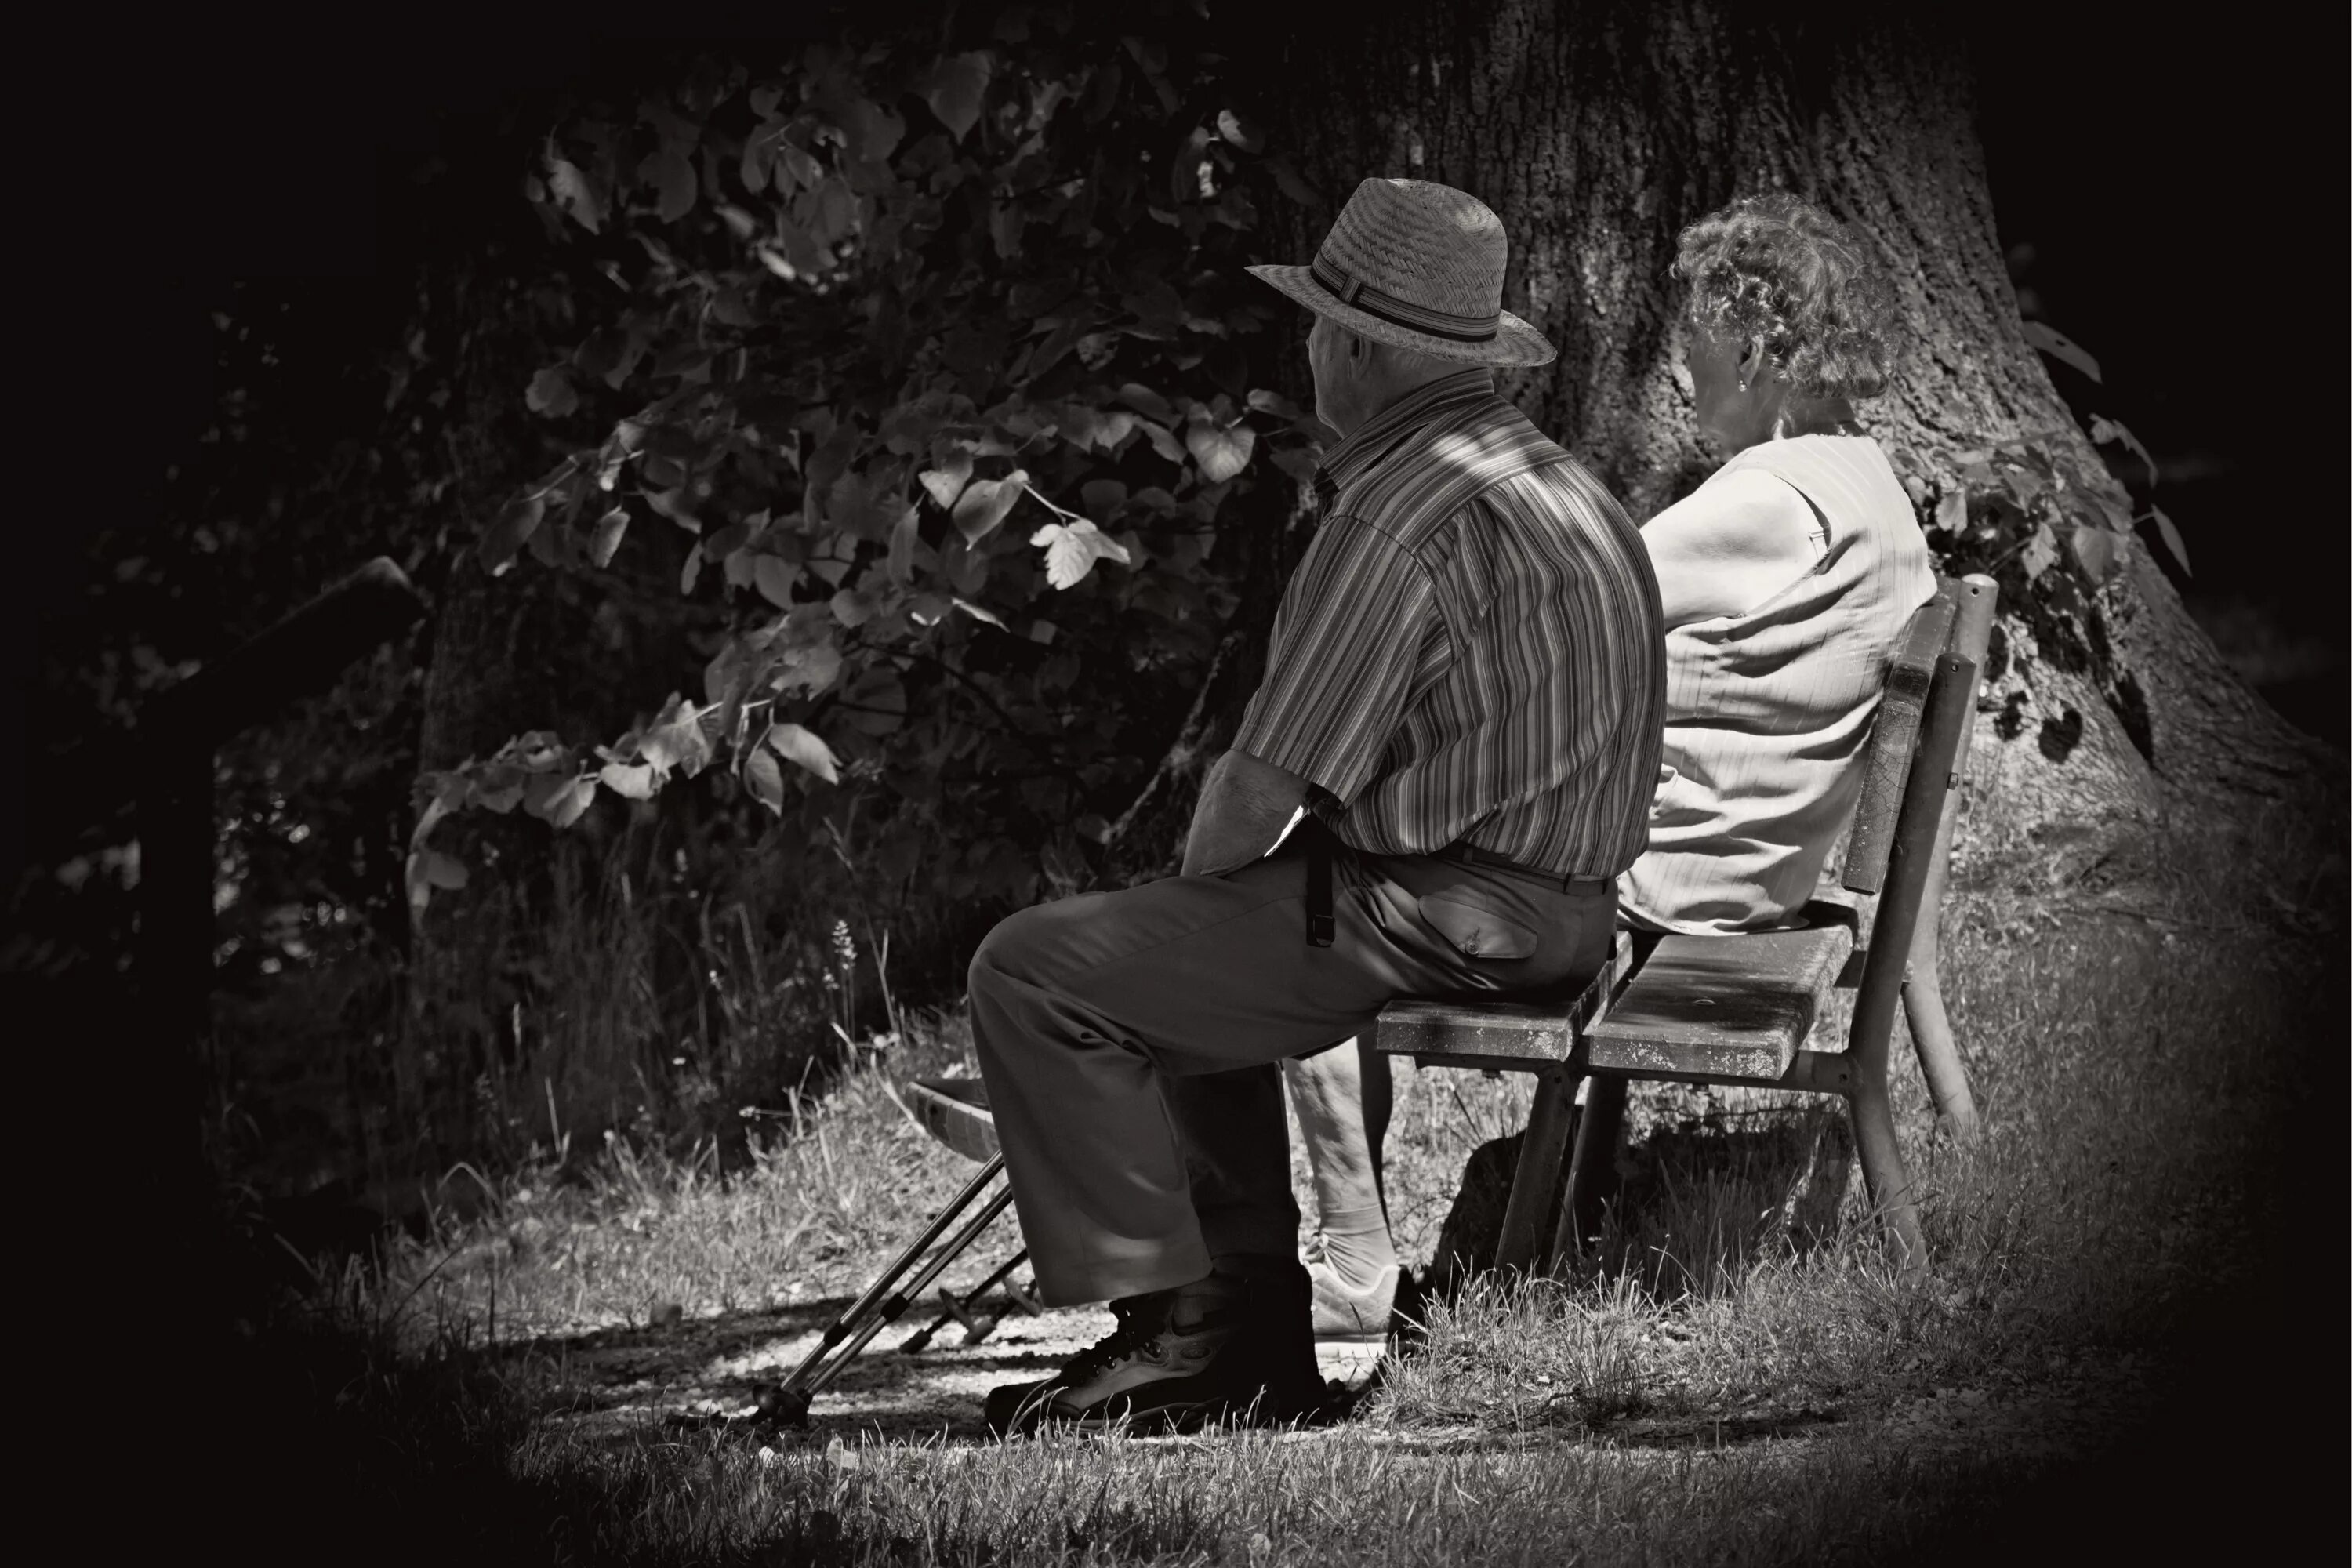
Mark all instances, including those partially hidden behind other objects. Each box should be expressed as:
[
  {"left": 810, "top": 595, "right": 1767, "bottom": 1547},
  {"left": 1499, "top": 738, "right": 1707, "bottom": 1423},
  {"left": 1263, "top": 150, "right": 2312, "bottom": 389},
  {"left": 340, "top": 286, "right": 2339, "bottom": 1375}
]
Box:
[{"left": 1902, "top": 575, "right": 1998, "bottom": 1136}]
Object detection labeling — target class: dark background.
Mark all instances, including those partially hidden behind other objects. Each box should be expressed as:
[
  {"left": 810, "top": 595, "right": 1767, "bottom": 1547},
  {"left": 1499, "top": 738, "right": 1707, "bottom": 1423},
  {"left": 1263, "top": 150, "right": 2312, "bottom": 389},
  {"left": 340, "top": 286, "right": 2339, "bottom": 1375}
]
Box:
[
  {"left": 10, "top": 6, "right": 2343, "bottom": 876},
  {"left": 9, "top": 9, "right": 2339, "bottom": 1552}
]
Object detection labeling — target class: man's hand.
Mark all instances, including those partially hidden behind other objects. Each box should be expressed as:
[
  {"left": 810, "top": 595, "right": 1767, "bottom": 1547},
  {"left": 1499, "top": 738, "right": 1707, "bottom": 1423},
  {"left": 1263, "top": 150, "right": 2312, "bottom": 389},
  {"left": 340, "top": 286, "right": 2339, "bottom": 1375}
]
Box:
[{"left": 1180, "top": 750, "right": 1312, "bottom": 877}]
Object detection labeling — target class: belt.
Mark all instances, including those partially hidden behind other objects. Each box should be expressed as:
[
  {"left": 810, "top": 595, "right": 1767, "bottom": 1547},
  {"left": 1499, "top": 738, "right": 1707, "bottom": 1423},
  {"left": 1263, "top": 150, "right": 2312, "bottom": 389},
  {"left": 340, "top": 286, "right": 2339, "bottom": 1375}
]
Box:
[
  {"left": 1429, "top": 840, "right": 1613, "bottom": 896},
  {"left": 1298, "top": 820, "right": 1611, "bottom": 949}
]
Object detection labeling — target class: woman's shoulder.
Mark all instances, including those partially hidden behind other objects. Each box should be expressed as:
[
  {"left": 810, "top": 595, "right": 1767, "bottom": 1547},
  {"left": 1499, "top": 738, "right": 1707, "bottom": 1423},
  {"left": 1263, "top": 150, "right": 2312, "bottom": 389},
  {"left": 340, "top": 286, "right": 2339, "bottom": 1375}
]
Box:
[
  {"left": 1722, "top": 432, "right": 1889, "bottom": 479},
  {"left": 1651, "top": 463, "right": 1813, "bottom": 532}
]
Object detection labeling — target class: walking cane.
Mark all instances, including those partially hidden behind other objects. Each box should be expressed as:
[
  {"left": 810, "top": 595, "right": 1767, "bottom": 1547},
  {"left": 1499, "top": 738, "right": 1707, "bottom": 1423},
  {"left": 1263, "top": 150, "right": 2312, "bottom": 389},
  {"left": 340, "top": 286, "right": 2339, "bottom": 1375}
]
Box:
[
  {"left": 899, "top": 1247, "right": 1039, "bottom": 1353},
  {"left": 750, "top": 1152, "right": 1007, "bottom": 1426},
  {"left": 771, "top": 1181, "right": 1018, "bottom": 1421}
]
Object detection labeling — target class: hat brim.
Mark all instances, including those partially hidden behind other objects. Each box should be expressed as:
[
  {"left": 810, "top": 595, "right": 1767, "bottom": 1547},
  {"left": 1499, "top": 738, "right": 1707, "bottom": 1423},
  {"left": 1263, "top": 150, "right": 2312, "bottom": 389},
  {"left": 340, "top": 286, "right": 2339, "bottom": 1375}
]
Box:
[{"left": 1245, "top": 263, "right": 1558, "bottom": 368}]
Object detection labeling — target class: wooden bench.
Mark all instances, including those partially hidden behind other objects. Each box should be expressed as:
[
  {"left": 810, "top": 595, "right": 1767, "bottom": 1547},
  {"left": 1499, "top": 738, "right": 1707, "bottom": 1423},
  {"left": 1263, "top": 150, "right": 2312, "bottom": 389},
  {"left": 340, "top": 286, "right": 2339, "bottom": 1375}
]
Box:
[{"left": 1374, "top": 575, "right": 1999, "bottom": 1280}]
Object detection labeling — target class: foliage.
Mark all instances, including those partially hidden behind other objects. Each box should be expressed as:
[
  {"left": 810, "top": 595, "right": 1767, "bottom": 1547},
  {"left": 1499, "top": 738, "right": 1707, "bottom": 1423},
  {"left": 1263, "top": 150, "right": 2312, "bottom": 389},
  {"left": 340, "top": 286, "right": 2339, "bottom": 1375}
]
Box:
[{"left": 412, "top": 9, "right": 1326, "bottom": 917}]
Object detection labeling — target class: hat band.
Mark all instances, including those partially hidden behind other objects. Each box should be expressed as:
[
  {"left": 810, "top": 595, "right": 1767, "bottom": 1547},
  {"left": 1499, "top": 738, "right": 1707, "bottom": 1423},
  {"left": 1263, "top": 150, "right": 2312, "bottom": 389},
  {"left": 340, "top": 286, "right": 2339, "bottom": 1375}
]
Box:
[{"left": 1310, "top": 253, "right": 1501, "bottom": 344}]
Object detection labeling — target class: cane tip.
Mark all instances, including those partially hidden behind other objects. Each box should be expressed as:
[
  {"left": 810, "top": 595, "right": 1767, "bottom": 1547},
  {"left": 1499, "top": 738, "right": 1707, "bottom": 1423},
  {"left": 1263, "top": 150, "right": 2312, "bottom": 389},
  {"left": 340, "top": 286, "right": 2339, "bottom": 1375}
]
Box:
[{"left": 750, "top": 1382, "right": 814, "bottom": 1428}]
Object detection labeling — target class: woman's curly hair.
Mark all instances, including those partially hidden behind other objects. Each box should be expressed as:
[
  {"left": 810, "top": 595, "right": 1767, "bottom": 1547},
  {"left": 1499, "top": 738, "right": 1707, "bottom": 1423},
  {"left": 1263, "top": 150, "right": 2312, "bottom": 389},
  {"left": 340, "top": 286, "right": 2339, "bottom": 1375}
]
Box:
[{"left": 1672, "top": 193, "right": 1896, "bottom": 400}]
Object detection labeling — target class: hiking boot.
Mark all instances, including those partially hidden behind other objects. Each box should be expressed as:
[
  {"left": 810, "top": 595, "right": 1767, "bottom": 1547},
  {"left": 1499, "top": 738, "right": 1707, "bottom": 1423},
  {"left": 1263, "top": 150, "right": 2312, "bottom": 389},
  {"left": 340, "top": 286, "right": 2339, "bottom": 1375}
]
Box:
[{"left": 983, "top": 1264, "right": 1322, "bottom": 1436}]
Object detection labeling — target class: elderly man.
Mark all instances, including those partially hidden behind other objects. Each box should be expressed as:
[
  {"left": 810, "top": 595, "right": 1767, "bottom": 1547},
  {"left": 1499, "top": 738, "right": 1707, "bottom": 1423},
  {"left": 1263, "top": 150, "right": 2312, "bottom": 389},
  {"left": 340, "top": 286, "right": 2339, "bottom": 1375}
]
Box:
[{"left": 969, "top": 178, "right": 1664, "bottom": 1434}]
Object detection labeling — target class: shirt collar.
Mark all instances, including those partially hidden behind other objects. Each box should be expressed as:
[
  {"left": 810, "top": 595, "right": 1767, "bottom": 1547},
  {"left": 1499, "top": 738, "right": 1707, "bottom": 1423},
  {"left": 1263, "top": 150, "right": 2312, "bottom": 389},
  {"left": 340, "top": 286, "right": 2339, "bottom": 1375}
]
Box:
[{"left": 1312, "top": 368, "right": 1497, "bottom": 510}]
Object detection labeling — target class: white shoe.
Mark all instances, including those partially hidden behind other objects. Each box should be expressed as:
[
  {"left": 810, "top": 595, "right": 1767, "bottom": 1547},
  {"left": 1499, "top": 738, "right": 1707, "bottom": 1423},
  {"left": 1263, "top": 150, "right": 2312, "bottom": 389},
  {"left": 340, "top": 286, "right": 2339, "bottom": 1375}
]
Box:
[{"left": 1303, "top": 1232, "right": 1400, "bottom": 1342}]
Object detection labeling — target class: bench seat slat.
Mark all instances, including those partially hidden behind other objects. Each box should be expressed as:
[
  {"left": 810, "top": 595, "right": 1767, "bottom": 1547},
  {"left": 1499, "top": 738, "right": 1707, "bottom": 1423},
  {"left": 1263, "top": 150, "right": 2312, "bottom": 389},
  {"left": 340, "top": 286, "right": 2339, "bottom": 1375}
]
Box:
[
  {"left": 1374, "top": 928, "right": 1636, "bottom": 1065},
  {"left": 904, "top": 1076, "right": 1000, "bottom": 1162},
  {"left": 1583, "top": 911, "right": 1854, "bottom": 1083}
]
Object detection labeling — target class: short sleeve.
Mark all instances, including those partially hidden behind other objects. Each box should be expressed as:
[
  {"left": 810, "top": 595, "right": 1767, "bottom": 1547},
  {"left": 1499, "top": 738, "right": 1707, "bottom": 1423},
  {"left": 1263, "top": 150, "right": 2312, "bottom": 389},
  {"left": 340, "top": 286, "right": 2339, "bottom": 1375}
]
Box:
[
  {"left": 1641, "top": 468, "right": 1823, "bottom": 628},
  {"left": 1231, "top": 516, "right": 1439, "bottom": 806}
]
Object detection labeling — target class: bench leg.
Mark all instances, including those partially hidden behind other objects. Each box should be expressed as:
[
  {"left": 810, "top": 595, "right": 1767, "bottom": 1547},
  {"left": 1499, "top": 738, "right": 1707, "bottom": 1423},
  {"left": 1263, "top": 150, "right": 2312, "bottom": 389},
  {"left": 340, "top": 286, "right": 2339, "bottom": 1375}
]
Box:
[
  {"left": 1551, "top": 1073, "right": 1627, "bottom": 1268},
  {"left": 1849, "top": 1076, "right": 1927, "bottom": 1281},
  {"left": 1494, "top": 1065, "right": 1577, "bottom": 1275},
  {"left": 1901, "top": 962, "right": 1979, "bottom": 1137}
]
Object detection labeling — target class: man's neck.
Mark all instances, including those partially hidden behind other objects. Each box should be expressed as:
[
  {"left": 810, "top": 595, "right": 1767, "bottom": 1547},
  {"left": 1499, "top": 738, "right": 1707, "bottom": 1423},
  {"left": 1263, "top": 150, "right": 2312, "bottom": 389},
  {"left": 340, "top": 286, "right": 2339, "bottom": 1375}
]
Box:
[{"left": 1327, "top": 366, "right": 1490, "bottom": 439}]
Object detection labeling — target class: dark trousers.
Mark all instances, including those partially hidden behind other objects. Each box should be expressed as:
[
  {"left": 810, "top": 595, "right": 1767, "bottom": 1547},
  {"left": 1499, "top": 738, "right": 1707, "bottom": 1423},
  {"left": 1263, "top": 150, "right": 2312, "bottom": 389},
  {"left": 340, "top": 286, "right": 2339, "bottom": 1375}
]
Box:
[{"left": 967, "top": 830, "right": 1616, "bottom": 1305}]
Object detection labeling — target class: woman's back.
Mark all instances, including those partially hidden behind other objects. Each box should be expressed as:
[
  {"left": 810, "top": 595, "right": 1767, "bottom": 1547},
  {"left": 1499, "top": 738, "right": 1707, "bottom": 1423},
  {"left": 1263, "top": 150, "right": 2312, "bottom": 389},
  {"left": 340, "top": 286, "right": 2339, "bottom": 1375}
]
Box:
[{"left": 1620, "top": 434, "right": 1935, "bottom": 934}]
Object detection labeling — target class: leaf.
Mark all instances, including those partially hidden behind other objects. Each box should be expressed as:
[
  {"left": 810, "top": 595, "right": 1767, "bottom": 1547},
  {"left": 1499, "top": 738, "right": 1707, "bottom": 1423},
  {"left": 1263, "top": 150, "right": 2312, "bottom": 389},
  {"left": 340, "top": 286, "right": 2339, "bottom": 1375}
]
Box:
[
  {"left": 527, "top": 365, "right": 579, "bottom": 418},
  {"left": 524, "top": 772, "right": 597, "bottom": 829},
  {"left": 2148, "top": 506, "right": 2192, "bottom": 576},
  {"left": 590, "top": 507, "right": 630, "bottom": 568},
  {"left": 639, "top": 149, "right": 699, "bottom": 223},
  {"left": 2020, "top": 522, "right": 2059, "bottom": 581},
  {"left": 469, "top": 765, "right": 526, "bottom": 814},
  {"left": 2086, "top": 413, "right": 2160, "bottom": 487},
  {"left": 829, "top": 589, "right": 875, "bottom": 629},
  {"left": 887, "top": 506, "right": 922, "bottom": 584},
  {"left": 598, "top": 762, "right": 656, "bottom": 800},
  {"left": 953, "top": 596, "right": 1006, "bottom": 629},
  {"left": 753, "top": 554, "right": 800, "bottom": 608},
  {"left": 918, "top": 450, "right": 973, "bottom": 509},
  {"left": 1059, "top": 405, "right": 1137, "bottom": 454},
  {"left": 1185, "top": 421, "right": 1255, "bottom": 483},
  {"left": 1215, "top": 108, "right": 1263, "bottom": 152},
  {"left": 952, "top": 469, "right": 1029, "bottom": 544},
  {"left": 478, "top": 493, "right": 544, "bottom": 576},
  {"left": 1267, "top": 447, "right": 1319, "bottom": 490},
  {"left": 2021, "top": 319, "right": 2100, "bottom": 383},
  {"left": 646, "top": 485, "right": 702, "bottom": 532},
  {"left": 1245, "top": 387, "right": 1301, "bottom": 419},
  {"left": 680, "top": 543, "right": 704, "bottom": 593},
  {"left": 1933, "top": 487, "right": 1966, "bottom": 534},
  {"left": 1137, "top": 419, "right": 1188, "bottom": 466},
  {"left": 743, "top": 746, "right": 786, "bottom": 814},
  {"left": 836, "top": 95, "right": 906, "bottom": 163},
  {"left": 419, "top": 850, "right": 470, "bottom": 891},
  {"left": 924, "top": 53, "right": 994, "bottom": 140},
  {"left": 546, "top": 158, "right": 604, "bottom": 233},
  {"left": 1029, "top": 518, "right": 1133, "bottom": 590},
  {"left": 641, "top": 697, "right": 714, "bottom": 778},
  {"left": 772, "top": 642, "right": 842, "bottom": 695},
  {"left": 2069, "top": 523, "right": 2121, "bottom": 583},
  {"left": 769, "top": 723, "right": 841, "bottom": 785},
  {"left": 1116, "top": 383, "right": 1178, "bottom": 423}
]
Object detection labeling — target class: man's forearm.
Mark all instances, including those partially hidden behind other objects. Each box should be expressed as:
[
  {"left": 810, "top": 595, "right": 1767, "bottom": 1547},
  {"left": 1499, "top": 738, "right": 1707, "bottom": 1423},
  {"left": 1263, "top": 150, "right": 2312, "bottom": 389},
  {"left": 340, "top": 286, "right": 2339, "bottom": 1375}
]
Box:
[{"left": 1180, "top": 750, "right": 1311, "bottom": 877}]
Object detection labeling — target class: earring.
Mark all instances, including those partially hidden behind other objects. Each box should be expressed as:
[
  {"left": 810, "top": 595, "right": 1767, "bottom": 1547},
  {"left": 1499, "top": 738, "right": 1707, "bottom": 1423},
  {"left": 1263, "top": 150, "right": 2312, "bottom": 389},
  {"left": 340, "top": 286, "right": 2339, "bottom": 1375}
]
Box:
[{"left": 1737, "top": 379, "right": 1748, "bottom": 394}]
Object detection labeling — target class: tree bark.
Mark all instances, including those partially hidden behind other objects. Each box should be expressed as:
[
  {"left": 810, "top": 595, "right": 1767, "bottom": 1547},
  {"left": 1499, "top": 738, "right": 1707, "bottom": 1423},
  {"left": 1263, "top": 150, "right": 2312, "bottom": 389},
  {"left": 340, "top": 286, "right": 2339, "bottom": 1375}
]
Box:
[{"left": 1244, "top": 0, "right": 2332, "bottom": 884}]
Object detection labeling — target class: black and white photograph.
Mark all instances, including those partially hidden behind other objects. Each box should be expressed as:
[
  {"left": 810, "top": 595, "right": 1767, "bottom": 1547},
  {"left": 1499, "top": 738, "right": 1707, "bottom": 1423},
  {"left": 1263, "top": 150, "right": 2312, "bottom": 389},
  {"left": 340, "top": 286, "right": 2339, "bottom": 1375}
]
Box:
[{"left": 9, "top": 2, "right": 2343, "bottom": 1560}]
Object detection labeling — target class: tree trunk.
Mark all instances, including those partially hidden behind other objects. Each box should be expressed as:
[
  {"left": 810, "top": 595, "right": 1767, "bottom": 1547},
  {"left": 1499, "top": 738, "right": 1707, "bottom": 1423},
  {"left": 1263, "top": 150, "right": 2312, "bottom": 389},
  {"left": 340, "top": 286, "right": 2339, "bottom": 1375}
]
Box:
[{"left": 1244, "top": 1, "right": 2331, "bottom": 884}]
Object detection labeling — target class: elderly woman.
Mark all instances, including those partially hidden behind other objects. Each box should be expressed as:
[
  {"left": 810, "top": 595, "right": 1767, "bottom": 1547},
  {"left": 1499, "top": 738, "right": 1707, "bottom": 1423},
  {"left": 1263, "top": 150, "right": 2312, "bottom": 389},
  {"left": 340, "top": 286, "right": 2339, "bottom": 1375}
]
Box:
[{"left": 1290, "top": 191, "right": 1936, "bottom": 1335}]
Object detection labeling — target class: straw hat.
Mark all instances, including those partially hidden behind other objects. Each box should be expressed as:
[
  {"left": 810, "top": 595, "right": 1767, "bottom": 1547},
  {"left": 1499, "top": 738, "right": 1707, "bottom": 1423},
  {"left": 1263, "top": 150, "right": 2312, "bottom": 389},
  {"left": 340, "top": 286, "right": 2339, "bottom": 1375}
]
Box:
[{"left": 1247, "top": 178, "right": 1556, "bottom": 367}]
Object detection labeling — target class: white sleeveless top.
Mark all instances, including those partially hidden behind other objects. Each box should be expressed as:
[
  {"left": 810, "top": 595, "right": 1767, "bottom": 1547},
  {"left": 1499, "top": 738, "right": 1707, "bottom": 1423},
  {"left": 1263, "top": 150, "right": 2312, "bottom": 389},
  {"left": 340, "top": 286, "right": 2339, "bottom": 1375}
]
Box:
[{"left": 1618, "top": 435, "right": 1936, "bottom": 934}]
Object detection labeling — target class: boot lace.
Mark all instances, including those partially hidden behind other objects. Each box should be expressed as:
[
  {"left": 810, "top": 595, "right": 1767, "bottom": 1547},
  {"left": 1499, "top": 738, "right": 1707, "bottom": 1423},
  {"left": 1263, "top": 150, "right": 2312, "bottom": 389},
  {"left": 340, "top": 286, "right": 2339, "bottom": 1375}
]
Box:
[{"left": 1058, "top": 1291, "right": 1174, "bottom": 1383}]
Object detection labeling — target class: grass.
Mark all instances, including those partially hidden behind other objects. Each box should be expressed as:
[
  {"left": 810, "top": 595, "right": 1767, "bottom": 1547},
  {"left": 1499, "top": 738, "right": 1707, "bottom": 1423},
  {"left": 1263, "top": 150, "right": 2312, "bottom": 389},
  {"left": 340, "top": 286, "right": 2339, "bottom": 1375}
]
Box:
[{"left": 249, "top": 864, "right": 2335, "bottom": 1565}]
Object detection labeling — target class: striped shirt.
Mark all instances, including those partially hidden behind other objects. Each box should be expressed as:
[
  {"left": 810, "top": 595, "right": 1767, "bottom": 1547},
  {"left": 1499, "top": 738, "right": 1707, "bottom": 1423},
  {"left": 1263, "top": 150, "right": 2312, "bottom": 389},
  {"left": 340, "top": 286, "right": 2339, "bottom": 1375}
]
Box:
[
  {"left": 1619, "top": 434, "right": 1936, "bottom": 933},
  {"left": 1232, "top": 371, "right": 1665, "bottom": 877}
]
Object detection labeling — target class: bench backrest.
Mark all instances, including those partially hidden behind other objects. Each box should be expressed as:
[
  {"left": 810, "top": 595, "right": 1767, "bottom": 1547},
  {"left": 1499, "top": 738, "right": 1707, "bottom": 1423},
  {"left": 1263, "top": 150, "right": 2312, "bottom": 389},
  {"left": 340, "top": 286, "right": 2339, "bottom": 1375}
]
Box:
[{"left": 1841, "top": 592, "right": 1959, "bottom": 895}]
